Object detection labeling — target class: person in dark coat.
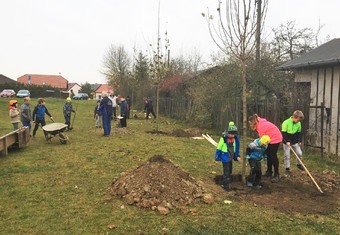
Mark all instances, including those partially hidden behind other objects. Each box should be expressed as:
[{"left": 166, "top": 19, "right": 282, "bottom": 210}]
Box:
[
  {"left": 98, "top": 93, "right": 113, "bottom": 136},
  {"left": 118, "top": 96, "right": 129, "bottom": 128},
  {"left": 32, "top": 98, "right": 53, "bottom": 137},
  {"left": 143, "top": 97, "right": 156, "bottom": 119}
]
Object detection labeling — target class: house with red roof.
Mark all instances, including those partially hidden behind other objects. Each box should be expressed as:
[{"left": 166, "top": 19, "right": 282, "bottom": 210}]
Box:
[
  {"left": 17, "top": 74, "right": 68, "bottom": 89},
  {"left": 94, "top": 84, "right": 113, "bottom": 99}
]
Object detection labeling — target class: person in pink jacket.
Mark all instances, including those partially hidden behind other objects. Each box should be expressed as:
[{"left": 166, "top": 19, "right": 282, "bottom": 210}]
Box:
[{"left": 248, "top": 114, "right": 283, "bottom": 183}]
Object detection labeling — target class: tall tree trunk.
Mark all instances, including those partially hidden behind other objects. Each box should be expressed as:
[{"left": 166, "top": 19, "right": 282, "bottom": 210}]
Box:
[
  {"left": 156, "top": 83, "right": 160, "bottom": 132},
  {"left": 241, "top": 60, "right": 248, "bottom": 182}
]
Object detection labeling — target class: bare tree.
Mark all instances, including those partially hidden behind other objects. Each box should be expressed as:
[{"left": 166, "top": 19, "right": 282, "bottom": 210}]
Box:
[
  {"left": 147, "top": 0, "right": 170, "bottom": 132},
  {"left": 102, "top": 45, "right": 131, "bottom": 95},
  {"left": 271, "top": 21, "right": 315, "bottom": 62},
  {"left": 203, "top": 0, "right": 268, "bottom": 181}
]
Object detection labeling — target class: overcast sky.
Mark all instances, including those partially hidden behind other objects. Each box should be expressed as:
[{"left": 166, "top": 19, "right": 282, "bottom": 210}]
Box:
[{"left": 1, "top": 0, "right": 339, "bottom": 85}]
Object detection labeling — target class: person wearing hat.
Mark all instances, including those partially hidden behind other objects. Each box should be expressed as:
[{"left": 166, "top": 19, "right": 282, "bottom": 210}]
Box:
[
  {"left": 215, "top": 121, "right": 241, "bottom": 191},
  {"left": 245, "top": 135, "right": 271, "bottom": 189},
  {"left": 63, "top": 97, "right": 76, "bottom": 130},
  {"left": 9, "top": 100, "right": 20, "bottom": 130},
  {"left": 282, "top": 110, "right": 305, "bottom": 175},
  {"left": 32, "top": 98, "right": 53, "bottom": 137}
]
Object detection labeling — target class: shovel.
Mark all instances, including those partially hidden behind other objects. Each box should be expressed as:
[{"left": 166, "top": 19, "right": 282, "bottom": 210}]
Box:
[
  {"left": 288, "top": 145, "right": 323, "bottom": 194},
  {"left": 70, "top": 99, "right": 79, "bottom": 130}
]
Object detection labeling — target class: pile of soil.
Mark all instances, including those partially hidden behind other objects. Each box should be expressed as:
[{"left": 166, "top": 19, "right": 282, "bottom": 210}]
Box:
[{"left": 111, "top": 155, "right": 211, "bottom": 214}]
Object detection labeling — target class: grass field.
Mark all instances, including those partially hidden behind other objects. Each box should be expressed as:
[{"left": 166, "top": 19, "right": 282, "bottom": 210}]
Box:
[{"left": 0, "top": 98, "right": 339, "bottom": 235}]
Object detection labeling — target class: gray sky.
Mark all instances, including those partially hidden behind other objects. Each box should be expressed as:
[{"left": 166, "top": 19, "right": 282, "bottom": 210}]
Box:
[{"left": 1, "top": 0, "right": 339, "bottom": 84}]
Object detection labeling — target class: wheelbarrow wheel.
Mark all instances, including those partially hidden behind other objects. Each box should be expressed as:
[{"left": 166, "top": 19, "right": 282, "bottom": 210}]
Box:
[{"left": 59, "top": 133, "right": 68, "bottom": 144}]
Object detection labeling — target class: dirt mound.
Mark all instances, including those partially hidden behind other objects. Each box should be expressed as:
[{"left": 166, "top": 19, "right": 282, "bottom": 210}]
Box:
[
  {"left": 171, "top": 128, "right": 203, "bottom": 137},
  {"left": 111, "top": 155, "right": 209, "bottom": 214},
  {"left": 301, "top": 169, "right": 340, "bottom": 192},
  {"left": 212, "top": 169, "right": 340, "bottom": 215}
]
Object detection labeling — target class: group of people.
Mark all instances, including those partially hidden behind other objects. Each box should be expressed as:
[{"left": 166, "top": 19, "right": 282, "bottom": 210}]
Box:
[
  {"left": 93, "top": 94, "right": 157, "bottom": 137},
  {"left": 8, "top": 93, "right": 156, "bottom": 139},
  {"left": 215, "top": 110, "right": 305, "bottom": 191},
  {"left": 94, "top": 93, "right": 130, "bottom": 137},
  {"left": 8, "top": 97, "right": 77, "bottom": 138}
]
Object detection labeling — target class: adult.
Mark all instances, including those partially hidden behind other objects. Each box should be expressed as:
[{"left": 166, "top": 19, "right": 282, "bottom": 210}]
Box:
[
  {"left": 98, "top": 92, "right": 113, "bottom": 137},
  {"left": 248, "top": 114, "right": 283, "bottom": 183},
  {"left": 118, "top": 96, "right": 129, "bottom": 128},
  {"left": 20, "top": 97, "right": 32, "bottom": 131},
  {"left": 143, "top": 97, "right": 156, "bottom": 119}
]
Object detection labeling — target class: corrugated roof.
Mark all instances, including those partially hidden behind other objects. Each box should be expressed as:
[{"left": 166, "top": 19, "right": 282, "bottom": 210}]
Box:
[{"left": 277, "top": 38, "right": 340, "bottom": 70}]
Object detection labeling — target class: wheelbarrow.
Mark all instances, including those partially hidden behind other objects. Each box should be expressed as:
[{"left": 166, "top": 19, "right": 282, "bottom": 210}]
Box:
[{"left": 42, "top": 122, "right": 69, "bottom": 144}]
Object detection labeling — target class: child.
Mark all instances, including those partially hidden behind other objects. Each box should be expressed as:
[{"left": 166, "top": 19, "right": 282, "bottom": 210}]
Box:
[
  {"left": 9, "top": 100, "right": 20, "bottom": 130},
  {"left": 215, "top": 121, "right": 241, "bottom": 191},
  {"left": 63, "top": 97, "right": 76, "bottom": 130},
  {"left": 32, "top": 98, "right": 53, "bottom": 137},
  {"left": 94, "top": 100, "right": 102, "bottom": 128},
  {"left": 245, "top": 135, "right": 271, "bottom": 189},
  {"left": 282, "top": 110, "right": 305, "bottom": 176},
  {"left": 20, "top": 97, "right": 32, "bottom": 130}
]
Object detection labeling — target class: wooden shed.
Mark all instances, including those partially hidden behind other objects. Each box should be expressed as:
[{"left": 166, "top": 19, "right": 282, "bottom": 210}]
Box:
[{"left": 278, "top": 38, "right": 340, "bottom": 157}]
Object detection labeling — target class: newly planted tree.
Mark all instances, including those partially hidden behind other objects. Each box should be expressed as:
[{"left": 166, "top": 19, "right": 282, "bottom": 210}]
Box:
[{"left": 203, "top": 0, "right": 268, "bottom": 180}]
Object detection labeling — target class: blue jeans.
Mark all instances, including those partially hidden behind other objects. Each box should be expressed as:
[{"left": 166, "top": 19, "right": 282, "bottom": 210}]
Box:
[
  {"left": 22, "top": 121, "right": 31, "bottom": 130},
  {"left": 102, "top": 115, "right": 111, "bottom": 136}
]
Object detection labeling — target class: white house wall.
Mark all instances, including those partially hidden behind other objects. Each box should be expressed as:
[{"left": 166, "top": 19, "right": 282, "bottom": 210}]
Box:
[
  {"left": 295, "top": 66, "right": 340, "bottom": 155},
  {"left": 69, "top": 84, "right": 81, "bottom": 95}
]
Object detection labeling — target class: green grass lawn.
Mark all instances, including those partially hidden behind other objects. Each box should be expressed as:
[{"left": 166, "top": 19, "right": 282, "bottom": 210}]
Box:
[{"left": 0, "top": 98, "right": 339, "bottom": 235}]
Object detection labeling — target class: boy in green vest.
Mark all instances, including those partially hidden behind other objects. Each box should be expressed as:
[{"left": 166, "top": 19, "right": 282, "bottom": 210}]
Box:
[
  {"left": 215, "top": 121, "right": 241, "bottom": 191},
  {"left": 281, "top": 110, "right": 305, "bottom": 176}
]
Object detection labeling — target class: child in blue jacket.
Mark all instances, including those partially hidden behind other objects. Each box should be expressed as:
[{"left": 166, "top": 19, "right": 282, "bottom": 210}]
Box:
[
  {"left": 215, "top": 121, "right": 241, "bottom": 191},
  {"left": 245, "top": 135, "right": 271, "bottom": 189}
]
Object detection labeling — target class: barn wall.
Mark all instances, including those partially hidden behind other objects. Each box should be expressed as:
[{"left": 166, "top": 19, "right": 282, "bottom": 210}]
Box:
[{"left": 295, "top": 66, "right": 340, "bottom": 155}]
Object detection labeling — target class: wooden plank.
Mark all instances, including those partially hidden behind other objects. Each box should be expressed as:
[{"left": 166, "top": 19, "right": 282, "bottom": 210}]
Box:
[{"left": 0, "top": 127, "right": 30, "bottom": 156}]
